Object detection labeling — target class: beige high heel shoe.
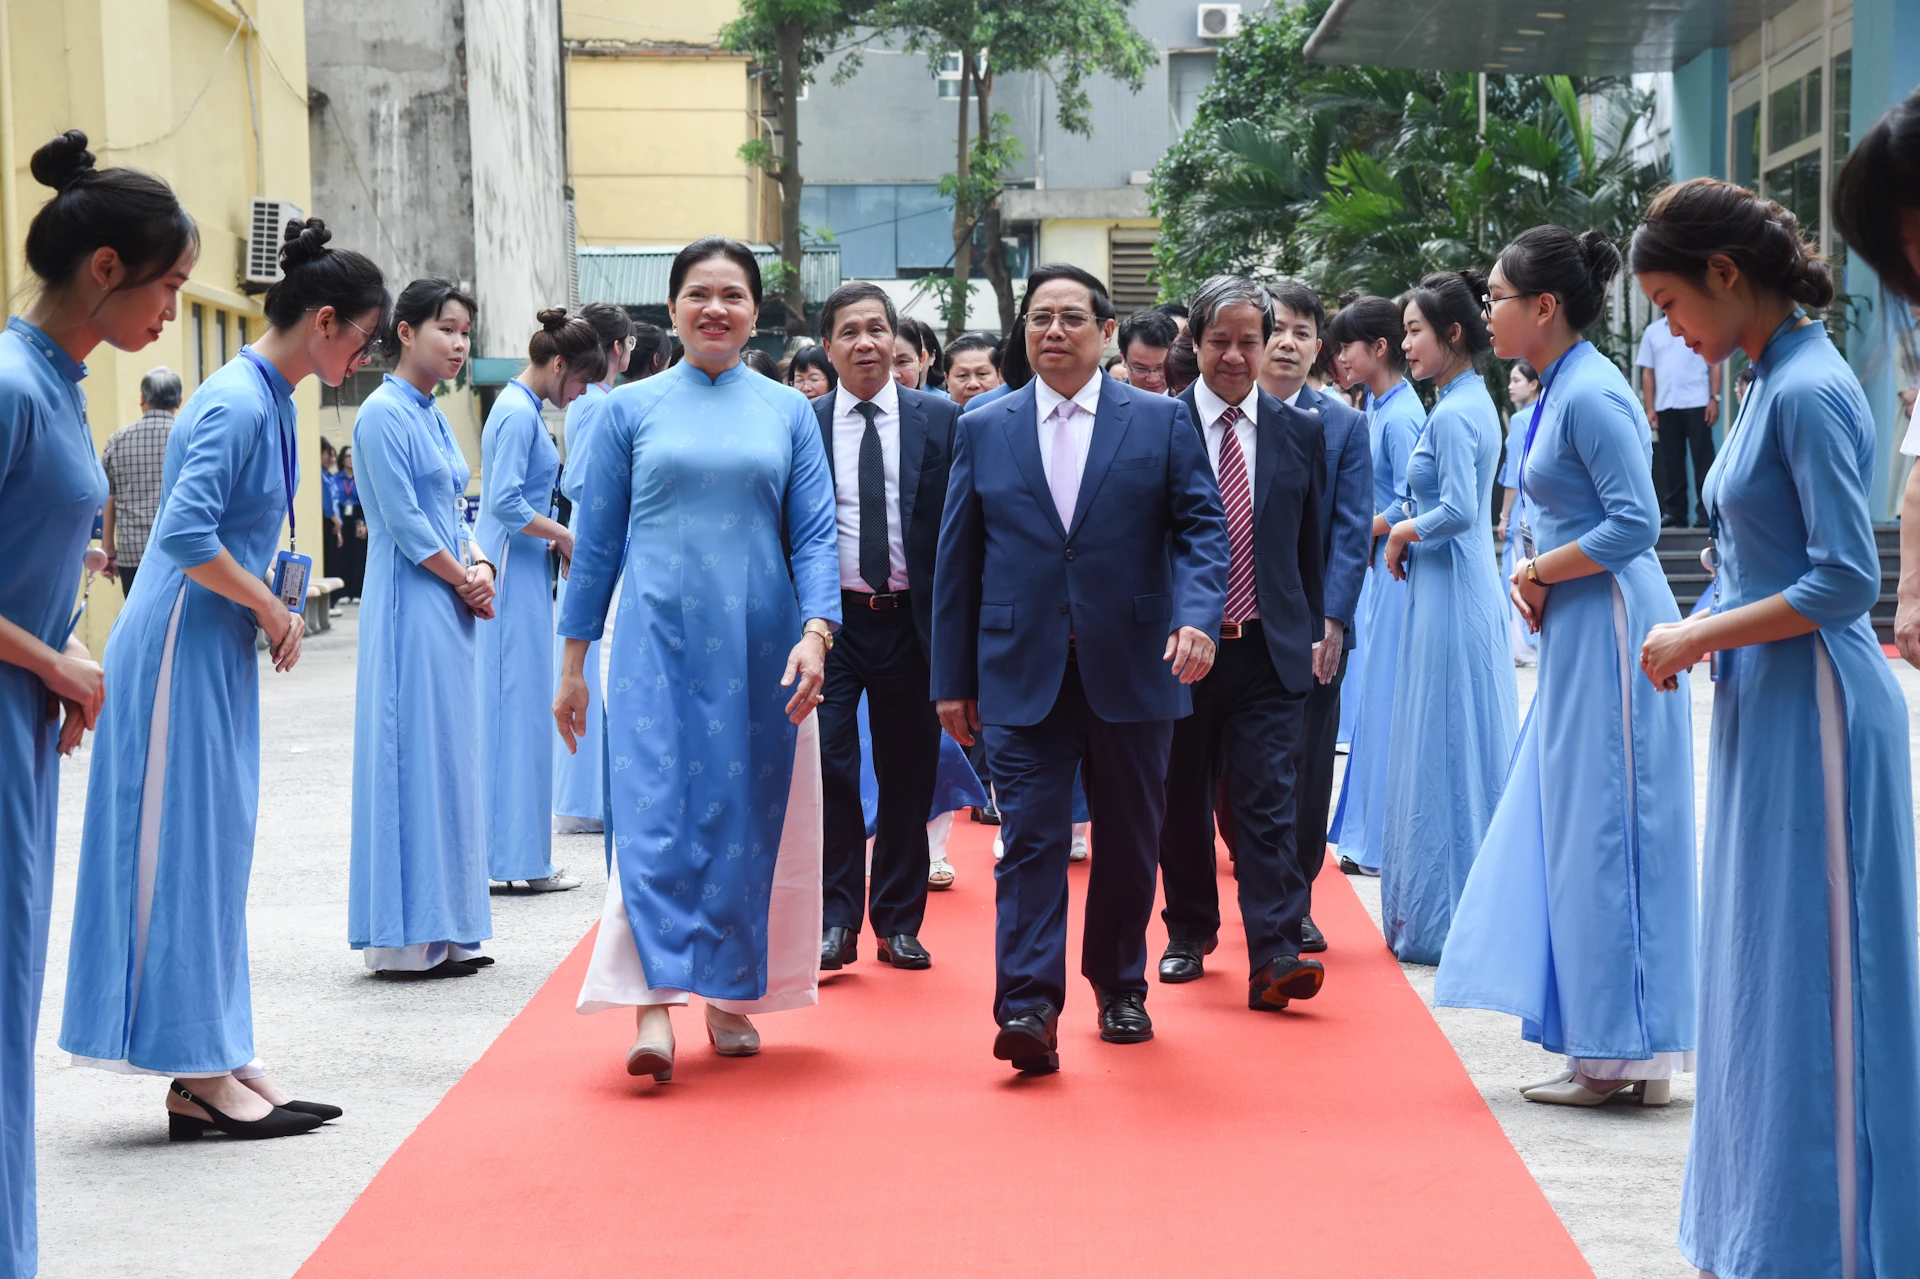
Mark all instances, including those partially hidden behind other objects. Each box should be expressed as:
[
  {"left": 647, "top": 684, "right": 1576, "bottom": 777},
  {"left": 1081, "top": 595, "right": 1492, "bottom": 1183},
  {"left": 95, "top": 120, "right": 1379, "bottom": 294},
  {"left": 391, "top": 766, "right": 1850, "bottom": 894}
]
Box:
[
  {"left": 1523, "top": 1076, "right": 1671, "bottom": 1107},
  {"left": 704, "top": 1004, "right": 760, "bottom": 1057},
  {"left": 626, "top": 1006, "right": 675, "bottom": 1081}
]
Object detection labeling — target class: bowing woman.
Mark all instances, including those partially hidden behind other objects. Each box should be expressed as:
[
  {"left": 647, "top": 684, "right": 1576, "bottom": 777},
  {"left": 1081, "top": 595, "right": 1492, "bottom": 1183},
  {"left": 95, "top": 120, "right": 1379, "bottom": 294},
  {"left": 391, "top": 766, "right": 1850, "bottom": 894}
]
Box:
[
  {"left": 552, "top": 300, "right": 636, "bottom": 837},
  {"left": 1636, "top": 180, "right": 1920, "bottom": 1279},
  {"left": 556, "top": 235, "right": 839, "bottom": 1083},
  {"left": 60, "top": 217, "right": 388, "bottom": 1139},
  {"left": 0, "top": 130, "right": 190, "bottom": 1279},
  {"left": 1435, "top": 227, "right": 1697, "bottom": 1108},
  {"left": 348, "top": 279, "right": 498, "bottom": 979},
  {"left": 477, "top": 308, "right": 604, "bottom": 890},
  {"left": 1379, "top": 271, "right": 1517, "bottom": 965},
  {"left": 1323, "top": 296, "right": 1424, "bottom": 876}
]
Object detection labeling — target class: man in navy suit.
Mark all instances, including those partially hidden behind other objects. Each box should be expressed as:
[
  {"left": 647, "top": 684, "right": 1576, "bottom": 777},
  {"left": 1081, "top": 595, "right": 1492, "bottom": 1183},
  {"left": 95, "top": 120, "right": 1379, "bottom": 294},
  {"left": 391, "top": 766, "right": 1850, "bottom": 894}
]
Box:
[
  {"left": 1263, "top": 280, "right": 1371, "bottom": 942},
  {"left": 813, "top": 282, "right": 962, "bottom": 971},
  {"left": 933, "top": 263, "right": 1229, "bottom": 1073},
  {"left": 1154, "top": 277, "right": 1330, "bottom": 1010}
]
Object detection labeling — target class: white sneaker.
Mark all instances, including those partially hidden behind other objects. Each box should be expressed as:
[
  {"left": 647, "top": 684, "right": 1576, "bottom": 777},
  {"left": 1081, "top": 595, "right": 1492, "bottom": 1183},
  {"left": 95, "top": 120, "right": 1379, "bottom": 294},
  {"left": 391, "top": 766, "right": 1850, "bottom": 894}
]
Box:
[
  {"left": 1070, "top": 823, "right": 1091, "bottom": 862},
  {"left": 993, "top": 837, "right": 1004, "bottom": 862}
]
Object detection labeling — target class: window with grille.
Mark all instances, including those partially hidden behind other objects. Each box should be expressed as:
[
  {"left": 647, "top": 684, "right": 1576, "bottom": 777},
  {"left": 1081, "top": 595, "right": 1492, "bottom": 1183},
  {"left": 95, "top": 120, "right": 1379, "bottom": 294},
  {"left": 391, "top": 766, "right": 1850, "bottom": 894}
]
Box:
[{"left": 1109, "top": 232, "right": 1160, "bottom": 314}]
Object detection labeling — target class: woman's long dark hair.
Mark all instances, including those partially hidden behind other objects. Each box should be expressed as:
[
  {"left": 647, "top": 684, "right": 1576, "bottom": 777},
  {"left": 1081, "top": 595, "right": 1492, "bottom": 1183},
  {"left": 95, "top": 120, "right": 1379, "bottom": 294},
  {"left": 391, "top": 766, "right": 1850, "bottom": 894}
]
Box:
[
  {"left": 1832, "top": 85, "right": 1920, "bottom": 303},
  {"left": 1631, "top": 178, "right": 1834, "bottom": 309}
]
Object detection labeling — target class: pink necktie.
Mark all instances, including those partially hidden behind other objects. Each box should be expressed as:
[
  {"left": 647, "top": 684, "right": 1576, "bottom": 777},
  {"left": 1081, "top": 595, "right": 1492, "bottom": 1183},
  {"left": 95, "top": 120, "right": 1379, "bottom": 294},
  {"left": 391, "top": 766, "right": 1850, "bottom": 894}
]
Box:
[
  {"left": 1217, "top": 407, "right": 1258, "bottom": 623},
  {"left": 1049, "top": 401, "right": 1079, "bottom": 529}
]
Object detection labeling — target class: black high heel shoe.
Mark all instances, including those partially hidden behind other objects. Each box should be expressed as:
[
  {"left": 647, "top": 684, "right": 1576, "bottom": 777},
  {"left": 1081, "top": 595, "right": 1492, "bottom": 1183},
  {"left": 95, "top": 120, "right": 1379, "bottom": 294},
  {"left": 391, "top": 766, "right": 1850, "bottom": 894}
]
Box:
[
  {"left": 166, "top": 1083, "right": 325, "bottom": 1142},
  {"left": 279, "top": 1100, "right": 344, "bottom": 1122}
]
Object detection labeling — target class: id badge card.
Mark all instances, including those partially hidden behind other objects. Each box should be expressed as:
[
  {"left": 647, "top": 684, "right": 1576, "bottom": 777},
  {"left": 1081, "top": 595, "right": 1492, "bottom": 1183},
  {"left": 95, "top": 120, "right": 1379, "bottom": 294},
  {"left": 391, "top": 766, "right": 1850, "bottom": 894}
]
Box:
[
  {"left": 273, "top": 550, "right": 313, "bottom": 615},
  {"left": 1516, "top": 517, "right": 1535, "bottom": 560},
  {"left": 1708, "top": 649, "right": 1723, "bottom": 682}
]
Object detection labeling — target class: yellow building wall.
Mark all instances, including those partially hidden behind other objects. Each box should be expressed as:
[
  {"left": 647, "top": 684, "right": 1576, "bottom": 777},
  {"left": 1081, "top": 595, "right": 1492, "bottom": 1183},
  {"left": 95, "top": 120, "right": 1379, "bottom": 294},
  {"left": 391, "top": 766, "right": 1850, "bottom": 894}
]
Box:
[
  {"left": 1, "top": 0, "right": 316, "bottom": 653},
  {"left": 563, "top": 1, "right": 771, "bottom": 248},
  {"left": 1036, "top": 217, "right": 1162, "bottom": 288}
]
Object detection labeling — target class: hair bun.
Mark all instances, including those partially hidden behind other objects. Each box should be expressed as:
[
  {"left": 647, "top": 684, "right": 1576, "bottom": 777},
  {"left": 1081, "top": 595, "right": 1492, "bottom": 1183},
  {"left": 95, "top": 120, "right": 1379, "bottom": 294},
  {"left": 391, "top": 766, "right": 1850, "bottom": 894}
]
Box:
[
  {"left": 536, "top": 306, "right": 571, "bottom": 331},
  {"left": 1457, "top": 267, "right": 1490, "bottom": 297},
  {"left": 1576, "top": 229, "right": 1624, "bottom": 292},
  {"left": 279, "top": 217, "right": 334, "bottom": 271},
  {"left": 30, "top": 130, "right": 96, "bottom": 193}
]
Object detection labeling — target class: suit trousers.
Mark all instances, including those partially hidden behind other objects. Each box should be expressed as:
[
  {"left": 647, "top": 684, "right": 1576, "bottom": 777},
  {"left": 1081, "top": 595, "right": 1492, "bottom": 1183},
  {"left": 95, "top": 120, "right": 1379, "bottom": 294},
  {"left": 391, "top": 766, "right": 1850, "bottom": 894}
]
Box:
[
  {"left": 1292, "top": 648, "right": 1348, "bottom": 893},
  {"left": 1159, "top": 624, "right": 1309, "bottom": 971},
  {"left": 818, "top": 601, "right": 941, "bottom": 938},
  {"left": 1653, "top": 405, "right": 1714, "bottom": 526},
  {"left": 983, "top": 657, "right": 1171, "bottom": 1024}
]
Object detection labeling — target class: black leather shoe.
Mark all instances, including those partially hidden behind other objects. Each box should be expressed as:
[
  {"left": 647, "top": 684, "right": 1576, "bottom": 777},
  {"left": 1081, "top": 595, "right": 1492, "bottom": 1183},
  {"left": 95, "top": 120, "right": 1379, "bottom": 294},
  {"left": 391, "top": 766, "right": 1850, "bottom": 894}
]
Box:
[
  {"left": 993, "top": 1007, "right": 1059, "bottom": 1074},
  {"left": 1299, "top": 915, "right": 1328, "bottom": 954},
  {"left": 971, "top": 803, "right": 1002, "bottom": 826},
  {"left": 876, "top": 934, "right": 931, "bottom": 969},
  {"left": 1157, "top": 935, "right": 1216, "bottom": 984},
  {"left": 1249, "top": 955, "right": 1326, "bottom": 1011},
  {"left": 820, "top": 926, "right": 857, "bottom": 970},
  {"left": 374, "top": 959, "right": 477, "bottom": 981},
  {"left": 1094, "top": 987, "right": 1154, "bottom": 1043}
]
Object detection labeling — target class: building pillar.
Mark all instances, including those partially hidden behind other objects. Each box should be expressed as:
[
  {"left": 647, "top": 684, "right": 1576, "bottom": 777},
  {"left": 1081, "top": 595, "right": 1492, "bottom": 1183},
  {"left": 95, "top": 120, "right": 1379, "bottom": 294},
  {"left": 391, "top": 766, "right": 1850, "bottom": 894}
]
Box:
[{"left": 1670, "top": 47, "right": 1728, "bottom": 182}]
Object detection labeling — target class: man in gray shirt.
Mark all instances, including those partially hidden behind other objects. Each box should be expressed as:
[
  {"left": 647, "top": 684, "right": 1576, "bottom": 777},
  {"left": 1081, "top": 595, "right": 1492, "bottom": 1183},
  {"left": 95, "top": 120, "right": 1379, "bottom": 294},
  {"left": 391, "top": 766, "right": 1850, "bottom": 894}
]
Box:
[{"left": 101, "top": 367, "right": 183, "bottom": 597}]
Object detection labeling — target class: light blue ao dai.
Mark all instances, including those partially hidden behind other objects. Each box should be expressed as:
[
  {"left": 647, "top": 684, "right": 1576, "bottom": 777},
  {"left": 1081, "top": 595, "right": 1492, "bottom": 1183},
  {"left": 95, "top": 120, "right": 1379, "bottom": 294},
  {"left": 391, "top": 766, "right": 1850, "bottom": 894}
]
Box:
[
  {"left": 553, "top": 381, "right": 612, "bottom": 832},
  {"left": 1378, "top": 369, "right": 1516, "bottom": 964},
  {"left": 1436, "top": 341, "right": 1696, "bottom": 1078}
]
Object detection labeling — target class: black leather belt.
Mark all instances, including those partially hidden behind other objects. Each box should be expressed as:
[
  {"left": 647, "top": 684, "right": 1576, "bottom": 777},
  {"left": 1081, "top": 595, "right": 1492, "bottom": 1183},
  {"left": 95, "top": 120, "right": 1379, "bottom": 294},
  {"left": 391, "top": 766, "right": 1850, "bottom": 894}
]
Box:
[
  {"left": 1219, "top": 619, "right": 1260, "bottom": 640},
  {"left": 844, "top": 588, "right": 910, "bottom": 611}
]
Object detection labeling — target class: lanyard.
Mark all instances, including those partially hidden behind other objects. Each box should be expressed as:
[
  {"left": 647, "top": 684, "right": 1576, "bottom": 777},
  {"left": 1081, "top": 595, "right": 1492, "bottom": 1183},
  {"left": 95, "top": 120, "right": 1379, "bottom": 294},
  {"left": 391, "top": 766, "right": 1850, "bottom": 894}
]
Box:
[
  {"left": 240, "top": 347, "right": 298, "bottom": 552},
  {"left": 1517, "top": 345, "right": 1580, "bottom": 504}
]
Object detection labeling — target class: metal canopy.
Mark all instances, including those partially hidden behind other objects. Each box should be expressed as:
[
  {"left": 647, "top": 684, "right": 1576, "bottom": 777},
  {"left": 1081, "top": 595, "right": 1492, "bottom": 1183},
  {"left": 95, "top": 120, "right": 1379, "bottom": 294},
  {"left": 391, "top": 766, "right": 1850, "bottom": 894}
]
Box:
[{"left": 1303, "top": 0, "right": 1799, "bottom": 75}]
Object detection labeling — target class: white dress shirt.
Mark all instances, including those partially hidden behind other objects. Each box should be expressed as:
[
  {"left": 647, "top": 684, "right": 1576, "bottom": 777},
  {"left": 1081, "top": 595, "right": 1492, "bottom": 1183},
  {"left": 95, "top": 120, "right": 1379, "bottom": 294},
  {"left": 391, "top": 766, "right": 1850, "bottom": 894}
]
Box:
[
  {"left": 1033, "top": 372, "right": 1102, "bottom": 499},
  {"left": 1193, "top": 377, "right": 1261, "bottom": 483},
  {"left": 1281, "top": 385, "right": 1305, "bottom": 409},
  {"left": 830, "top": 379, "right": 908, "bottom": 591},
  {"left": 1635, "top": 318, "right": 1713, "bottom": 411}
]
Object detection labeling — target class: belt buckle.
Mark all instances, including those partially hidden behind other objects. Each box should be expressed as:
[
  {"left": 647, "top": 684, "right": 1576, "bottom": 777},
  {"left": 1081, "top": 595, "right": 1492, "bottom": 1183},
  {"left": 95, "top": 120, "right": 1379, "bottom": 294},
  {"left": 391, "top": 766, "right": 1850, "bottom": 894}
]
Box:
[
  {"left": 867, "top": 592, "right": 892, "bottom": 611},
  {"left": 1219, "top": 621, "right": 1242, "bottom": 640}
]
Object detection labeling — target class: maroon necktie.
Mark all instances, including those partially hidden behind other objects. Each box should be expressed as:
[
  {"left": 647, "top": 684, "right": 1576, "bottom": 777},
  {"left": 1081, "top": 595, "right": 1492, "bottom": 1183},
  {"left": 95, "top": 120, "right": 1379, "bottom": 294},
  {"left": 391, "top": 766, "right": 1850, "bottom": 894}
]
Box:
[{"left": 1217, "top": 407, "right": 1258, "bottom": 623}]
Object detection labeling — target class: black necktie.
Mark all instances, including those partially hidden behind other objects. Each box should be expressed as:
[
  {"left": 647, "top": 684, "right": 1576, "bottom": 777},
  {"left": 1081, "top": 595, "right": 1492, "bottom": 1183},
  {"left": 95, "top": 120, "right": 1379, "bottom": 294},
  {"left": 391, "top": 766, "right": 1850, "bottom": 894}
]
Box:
[{"left": 855, "top": 400, "right": 890, "bottom": 594}]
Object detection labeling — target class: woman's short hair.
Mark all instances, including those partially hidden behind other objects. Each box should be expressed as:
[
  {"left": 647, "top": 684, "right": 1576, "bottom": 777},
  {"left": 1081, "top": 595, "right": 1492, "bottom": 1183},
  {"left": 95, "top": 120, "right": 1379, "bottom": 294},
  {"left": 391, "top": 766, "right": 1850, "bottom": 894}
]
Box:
[
  {"left": 1630, "top": 178, "right": 1834, "bottom": 309},
  {"left": 669, "top": 236, "right": 763, "bottom": 306},
  {"left": 785, "top": 343, "right": 837, "bottom": 391}
]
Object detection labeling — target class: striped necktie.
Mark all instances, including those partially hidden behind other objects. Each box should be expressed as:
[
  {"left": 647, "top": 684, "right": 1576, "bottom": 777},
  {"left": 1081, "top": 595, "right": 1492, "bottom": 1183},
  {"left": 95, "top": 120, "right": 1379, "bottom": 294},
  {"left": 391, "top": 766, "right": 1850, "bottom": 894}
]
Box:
[{"left": 1216, "top": 406, "right": 1258, "bottom": 623}]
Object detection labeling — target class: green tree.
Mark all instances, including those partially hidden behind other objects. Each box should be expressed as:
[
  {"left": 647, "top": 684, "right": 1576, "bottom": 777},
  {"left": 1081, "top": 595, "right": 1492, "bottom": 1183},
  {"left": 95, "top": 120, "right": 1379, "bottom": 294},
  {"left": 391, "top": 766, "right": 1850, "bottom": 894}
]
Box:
[
  {"left": 874, "top": 0, "right": 1158, "bottom": 338},
  {"left": 721, "top": 1, "right": 876, "bottom": 333}
]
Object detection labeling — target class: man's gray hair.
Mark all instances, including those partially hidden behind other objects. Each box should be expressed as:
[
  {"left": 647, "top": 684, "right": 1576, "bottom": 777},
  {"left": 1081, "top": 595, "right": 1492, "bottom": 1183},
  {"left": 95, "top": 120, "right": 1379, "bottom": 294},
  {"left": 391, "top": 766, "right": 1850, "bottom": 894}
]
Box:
[
  {"left": 1187, "top": 275, "right": 1275, "bottom": 343},
  {"left": 139, "top": 366, "right": 183, "bottom": 411}
]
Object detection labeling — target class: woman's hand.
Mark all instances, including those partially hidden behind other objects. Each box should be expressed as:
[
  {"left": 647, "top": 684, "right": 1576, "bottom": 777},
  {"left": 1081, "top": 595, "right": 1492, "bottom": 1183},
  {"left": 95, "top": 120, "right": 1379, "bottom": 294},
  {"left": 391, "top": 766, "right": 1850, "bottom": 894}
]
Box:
[
  {"left": 1509, "top": 559, "right": 1548, "bottom": 633},
  {"left": 781, "top": 630, "right": 828, "bottom": 723},
  {"left": 255, "top": 597, "right": 304, "bottom": 673},
  {"left": 55, "top": 698, "right": 88, "bottom": 755},
  {"left": 550, "top": 528, "right": 576, "bottom": 579},
  {"left": 1639, "top": 619, "right": 1705, "bottom": 691},
  {"left": 1493, "top": 518, "right": 1507, "bottom": 544},
  {"left": 41, "top": 639, "right": 105, "bottom": 727},
  {"left": 553, "top": 670, "right": 590, "bottom": 753},
  {"left": 457, "top": 562, "right": 496, "bottom": 619},
  {"left": 1384, "top": 519, "right": 1419, "bottom": 582}
]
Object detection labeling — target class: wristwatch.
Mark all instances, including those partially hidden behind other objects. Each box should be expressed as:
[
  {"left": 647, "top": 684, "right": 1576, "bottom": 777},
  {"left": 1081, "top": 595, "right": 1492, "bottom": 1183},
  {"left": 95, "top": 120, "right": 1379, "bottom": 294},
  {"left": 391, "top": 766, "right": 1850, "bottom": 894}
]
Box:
[
  {"left": 1525, "top": 557, "right": 1545, "bottom": 586},
  {"left": 802, "top": 619, "right": 835, "bottom": 653}
]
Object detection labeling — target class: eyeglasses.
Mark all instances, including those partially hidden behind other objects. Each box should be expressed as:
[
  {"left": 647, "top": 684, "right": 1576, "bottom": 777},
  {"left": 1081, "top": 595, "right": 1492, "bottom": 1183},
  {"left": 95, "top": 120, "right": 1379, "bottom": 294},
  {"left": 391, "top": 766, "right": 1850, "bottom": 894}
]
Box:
[
  {"left": 1481, "top": 291, "right": 1536, "bottom": 318},
  {"left": 1025, "top": 309, "right": 1095, "bottom": 334},
  {"left": 314, "top": 308, "right": 379, "bottom": 363}
]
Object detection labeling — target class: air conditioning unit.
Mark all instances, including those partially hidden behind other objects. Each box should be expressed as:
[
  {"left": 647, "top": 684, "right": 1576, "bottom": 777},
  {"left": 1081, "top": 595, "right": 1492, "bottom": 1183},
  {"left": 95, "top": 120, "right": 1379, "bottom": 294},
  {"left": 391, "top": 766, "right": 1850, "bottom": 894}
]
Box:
[
  {"left": 244, "top": 197, "right": 305, "bottom": 287},
  {"left": 1197, "top": 3, "right": 1242, "bottom": 40}
]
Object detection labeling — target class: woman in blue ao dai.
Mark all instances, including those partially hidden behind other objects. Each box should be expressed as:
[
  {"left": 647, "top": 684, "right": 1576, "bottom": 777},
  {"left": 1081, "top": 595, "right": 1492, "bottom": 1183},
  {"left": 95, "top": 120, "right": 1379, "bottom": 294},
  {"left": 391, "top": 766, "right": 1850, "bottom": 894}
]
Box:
[
  {"left": 1323, "top": 297, "right": 1424, "bottom": 875},
  {"left": 1494, "top": 362, "right": 1541, "bottom": 666},
  {"left": 1637, "top": 180, "right": 1920, "bottom": 1279},
  {"left": 60, "top": 217, "right": 388, "bottom": 1143},
  {"left": 1379, "top": 271, "right": 1517, "bottom": 965},
  {"left": 0, "top": 130, "right": 191, "bottom": 1279},
  {"left": 477, "top": 309, "right": 604, "bottom": 890},
  {"left": 348, "top": 280, "right": 500, "bottom": 979},
  {"left": 556, "top": 238, "right": 840, "bottom": 1083},
  {"left": 1436, "top": 227, "right": 1696, "bottom": 1108}
]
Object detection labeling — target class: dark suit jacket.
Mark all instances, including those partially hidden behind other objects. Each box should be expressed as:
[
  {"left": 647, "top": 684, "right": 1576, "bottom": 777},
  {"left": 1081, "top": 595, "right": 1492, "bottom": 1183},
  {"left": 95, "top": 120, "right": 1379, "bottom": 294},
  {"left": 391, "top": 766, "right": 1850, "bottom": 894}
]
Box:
[
  {"left": 1178, "top": 383, "right": 1326, "bottom": 695},
  {"left": 1294, "top": 384, "right": 1372, "bottom": 651},
  {"left": 932, "top": 374, "right": 1229, "bottom": 726},
  {"left": 812, "top": 384, "right": 960, "bottom": 658}
]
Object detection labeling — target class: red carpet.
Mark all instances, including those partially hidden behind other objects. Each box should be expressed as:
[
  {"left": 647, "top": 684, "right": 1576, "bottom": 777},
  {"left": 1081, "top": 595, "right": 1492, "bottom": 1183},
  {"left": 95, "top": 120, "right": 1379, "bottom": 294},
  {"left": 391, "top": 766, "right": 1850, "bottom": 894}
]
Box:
[{"left": 298, "top": 823, "right": 1591, "bottom": 1278}]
